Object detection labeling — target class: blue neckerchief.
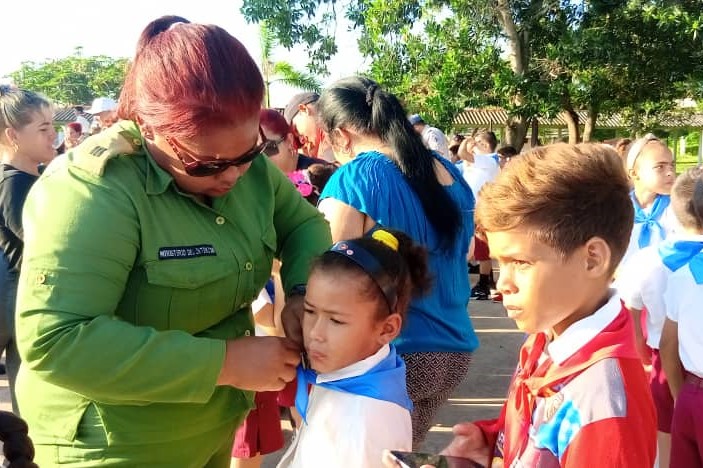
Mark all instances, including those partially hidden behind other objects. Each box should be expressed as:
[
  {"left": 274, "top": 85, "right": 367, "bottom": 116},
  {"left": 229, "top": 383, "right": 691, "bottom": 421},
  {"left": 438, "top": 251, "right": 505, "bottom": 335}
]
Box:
[
  {"left": 631, "top": 192, "right": 670, "bottom": 248},
  {"left": 658, "top": 239, "right": 703, "bottom": 284},
  {"left": 295, "top": 345, "right": 413, "bottom": 424}
]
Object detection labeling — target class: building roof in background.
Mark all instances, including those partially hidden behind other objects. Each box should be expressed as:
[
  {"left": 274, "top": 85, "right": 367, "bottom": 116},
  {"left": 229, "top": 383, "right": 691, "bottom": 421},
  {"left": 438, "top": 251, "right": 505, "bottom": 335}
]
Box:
[
  {"left": 454, "top": 108, "right": 703, "bottom": 129},
  {"left": 53, "top": 108, "right": 94, "bottom": 125}
]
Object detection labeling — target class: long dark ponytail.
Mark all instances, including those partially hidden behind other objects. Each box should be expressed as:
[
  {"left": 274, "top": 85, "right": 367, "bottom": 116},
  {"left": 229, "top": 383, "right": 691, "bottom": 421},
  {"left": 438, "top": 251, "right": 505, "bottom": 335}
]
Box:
[{"left": 317, "top": 76, "right": 462, "bottom": 248}]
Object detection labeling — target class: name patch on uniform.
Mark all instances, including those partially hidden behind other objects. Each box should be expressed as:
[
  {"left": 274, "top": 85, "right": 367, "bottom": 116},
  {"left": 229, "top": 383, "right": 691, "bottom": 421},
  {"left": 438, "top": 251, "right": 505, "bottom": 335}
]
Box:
[{"left": 158, "top": 245, "right": 217, "bottom": 260}]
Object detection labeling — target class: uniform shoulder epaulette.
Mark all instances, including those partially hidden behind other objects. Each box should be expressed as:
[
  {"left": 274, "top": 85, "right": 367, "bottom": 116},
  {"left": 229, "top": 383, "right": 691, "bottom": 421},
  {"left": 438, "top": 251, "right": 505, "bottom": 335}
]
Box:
[{"left": 69, "top": 121, "right": 145, "bottom": 176}]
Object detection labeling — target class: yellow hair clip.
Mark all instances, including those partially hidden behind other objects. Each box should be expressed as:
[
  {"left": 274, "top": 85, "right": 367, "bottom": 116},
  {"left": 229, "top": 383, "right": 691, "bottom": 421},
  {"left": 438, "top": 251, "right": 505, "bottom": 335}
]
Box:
[{"left": 372, "top": 230, "right": 399, "bottom": 251}]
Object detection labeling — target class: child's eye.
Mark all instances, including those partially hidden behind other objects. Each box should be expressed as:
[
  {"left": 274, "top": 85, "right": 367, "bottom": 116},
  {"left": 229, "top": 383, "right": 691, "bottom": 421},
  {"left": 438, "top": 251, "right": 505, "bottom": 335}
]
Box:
[
  {"left": 304, "top": 308, "right": 315, "bottom": 315},
  {"left": 330, "top": 318, "right": 346, "bottom": 325}
]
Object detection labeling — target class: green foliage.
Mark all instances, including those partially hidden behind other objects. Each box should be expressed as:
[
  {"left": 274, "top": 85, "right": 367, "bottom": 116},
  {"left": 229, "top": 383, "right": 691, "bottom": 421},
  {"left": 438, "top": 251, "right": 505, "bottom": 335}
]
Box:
[
  {"left": 243, "top": 0, "right": 703, "bottom": 141},
  {"left": 259, "top": 22, "right": 322, "bottom": 107},
  {"left": 241, "top": 1, "right": 339, "bottom": 74},
  {"left": 9, "top": 48, "right": 128, "bottom": 106}
]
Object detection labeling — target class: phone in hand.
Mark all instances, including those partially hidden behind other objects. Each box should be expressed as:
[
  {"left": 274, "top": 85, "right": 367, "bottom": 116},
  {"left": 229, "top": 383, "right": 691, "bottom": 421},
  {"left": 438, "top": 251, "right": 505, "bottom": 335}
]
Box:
[{"left": 389, "top": 451, "right": 486, "bottom": 468}]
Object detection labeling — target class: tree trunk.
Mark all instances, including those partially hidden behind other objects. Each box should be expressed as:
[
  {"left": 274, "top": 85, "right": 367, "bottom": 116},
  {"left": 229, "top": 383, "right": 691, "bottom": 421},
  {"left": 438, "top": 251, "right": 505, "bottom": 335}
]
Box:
[
  {"left": 582, "top": 106, "right": 598, "bottom": 142},
  {"left": 496, "top": 0, "right": 527, "bottom": 76},
  {"left": 530, "top": 117, "right": 539, "bottom": 147},
  {"left": 496, "top": 0, "right": 531, "bottom": 152},
  {"left": 504, "top": 116, "right": 530, "bottom": 151},
  {"left": 563, "top": 109, "right": 580, "bottom": 144}
]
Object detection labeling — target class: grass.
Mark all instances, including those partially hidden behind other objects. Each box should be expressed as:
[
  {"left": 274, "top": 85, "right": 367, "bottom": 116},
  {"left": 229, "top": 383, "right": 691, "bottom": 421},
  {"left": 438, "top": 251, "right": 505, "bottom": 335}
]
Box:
[{"left": 676, "top": 153, "right": 701, "bottom": 173}]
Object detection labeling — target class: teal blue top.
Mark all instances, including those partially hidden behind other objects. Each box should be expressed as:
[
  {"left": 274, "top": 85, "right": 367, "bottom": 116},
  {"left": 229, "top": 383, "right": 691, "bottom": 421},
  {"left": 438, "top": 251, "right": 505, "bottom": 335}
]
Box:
[{"left": 321, "top": 151, "right": 479, "bottom": 354}]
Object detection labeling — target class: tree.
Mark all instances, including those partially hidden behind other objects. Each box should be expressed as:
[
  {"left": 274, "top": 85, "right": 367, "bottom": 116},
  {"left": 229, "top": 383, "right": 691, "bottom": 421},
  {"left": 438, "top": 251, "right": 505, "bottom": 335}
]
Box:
[
  {"left": 8, "top": 48, "right": 127, "bottom": 106},
  {"left": 243, "top": 0, "right": 703, "bottom": 148},
  {"left": 259, "top": 22, "right": 322, "bottom": 107}
]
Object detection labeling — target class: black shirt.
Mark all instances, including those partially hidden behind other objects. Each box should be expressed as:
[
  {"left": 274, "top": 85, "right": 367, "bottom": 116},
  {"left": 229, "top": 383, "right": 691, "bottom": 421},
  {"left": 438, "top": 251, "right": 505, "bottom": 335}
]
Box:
[{"left": 0, "top": 164, "right": 38, "bottom": 273}]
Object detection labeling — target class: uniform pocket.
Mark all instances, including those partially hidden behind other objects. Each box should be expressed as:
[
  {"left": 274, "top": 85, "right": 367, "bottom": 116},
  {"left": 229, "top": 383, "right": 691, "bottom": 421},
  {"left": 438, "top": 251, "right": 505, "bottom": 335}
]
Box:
[
  {"left": 55, "top": 403, "right": 107, "bottom": 463},
  {"left": 138, "top": 258, "right": 238, "bottom": 333}
]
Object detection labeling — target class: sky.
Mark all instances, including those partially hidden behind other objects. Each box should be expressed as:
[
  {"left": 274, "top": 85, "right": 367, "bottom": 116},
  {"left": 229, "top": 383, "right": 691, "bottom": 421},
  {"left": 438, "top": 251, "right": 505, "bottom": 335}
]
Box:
[{"left": 0, "top": 0, "right": 368, "bottom": 108}]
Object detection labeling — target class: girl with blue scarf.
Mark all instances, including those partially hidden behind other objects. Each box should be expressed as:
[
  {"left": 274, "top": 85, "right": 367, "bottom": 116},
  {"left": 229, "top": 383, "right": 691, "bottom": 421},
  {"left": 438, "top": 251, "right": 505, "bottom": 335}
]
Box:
[
  {"left": 619, "top": 134, "right": 678, "bottom": 270},
  {"left": 277, "top": 229, "right": 430, "bottom": 468},
  {"left": 659, "top": 166, "right": 703, "bottom": 468}
]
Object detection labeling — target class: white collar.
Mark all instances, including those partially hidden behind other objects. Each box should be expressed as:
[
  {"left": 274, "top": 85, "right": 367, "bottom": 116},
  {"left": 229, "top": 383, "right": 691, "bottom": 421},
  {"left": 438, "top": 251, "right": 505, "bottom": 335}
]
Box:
[
  {"left": 673, "top": 233, "right": 703, "bottom": 243},
  {"left": 547, "top": 290, "right": 621, "bottom": 365},
  {"left": 316, "top": 344, "right": 390, "bottom": 384}
]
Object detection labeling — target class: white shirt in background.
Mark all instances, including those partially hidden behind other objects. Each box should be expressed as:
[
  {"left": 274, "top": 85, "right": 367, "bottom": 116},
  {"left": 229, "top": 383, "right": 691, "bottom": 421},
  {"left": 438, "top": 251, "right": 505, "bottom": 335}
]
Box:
[
  {"left": 664, "top": 234, "right": 703, "bottom": 378},
  {"left": 277, "top": 345, "right": 412, "bottom": 468},
  {"left": 457, "top": 154, "right": 500, "bottom": 200},
  {"left": 616, "top": 246, "right": 670, "bottom": 349},
  {"left": 421, "top": 126, "right": 450, "bottom": 160}
]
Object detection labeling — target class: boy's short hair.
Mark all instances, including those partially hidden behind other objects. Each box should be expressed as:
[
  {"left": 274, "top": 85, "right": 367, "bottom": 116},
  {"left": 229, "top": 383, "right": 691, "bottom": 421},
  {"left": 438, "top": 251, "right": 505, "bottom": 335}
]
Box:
[
  {"left": 671, "top": 165, "right": 703, "bottom": 232},
  {"left": 475, "top": 143, "right": 633, "bottom": 272}
]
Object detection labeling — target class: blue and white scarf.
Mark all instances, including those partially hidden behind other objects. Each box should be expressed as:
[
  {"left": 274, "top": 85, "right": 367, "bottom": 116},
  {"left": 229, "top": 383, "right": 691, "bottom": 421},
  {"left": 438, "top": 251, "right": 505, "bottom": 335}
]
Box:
[
  {"left": 631, "top": 192, "right": 671, "bottom": 249},
  {"left": 659, "top": 239, "right": 703, "bottom": 284},
  {"left": 295, "top": 345, "right": 413, "bottom": 424}
]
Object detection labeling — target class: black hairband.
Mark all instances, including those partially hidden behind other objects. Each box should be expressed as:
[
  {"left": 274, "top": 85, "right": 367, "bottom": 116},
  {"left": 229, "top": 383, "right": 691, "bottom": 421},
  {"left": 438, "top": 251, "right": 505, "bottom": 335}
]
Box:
[{"left": 329, "top": 240, "right": 398, "bottom": 312}]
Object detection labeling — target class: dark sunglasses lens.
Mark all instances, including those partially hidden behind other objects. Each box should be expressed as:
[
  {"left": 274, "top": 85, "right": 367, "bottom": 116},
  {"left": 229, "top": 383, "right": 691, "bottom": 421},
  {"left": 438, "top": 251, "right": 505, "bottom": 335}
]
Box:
[{"left": 186, "top": 163, "right": 229, "bottom": 177}]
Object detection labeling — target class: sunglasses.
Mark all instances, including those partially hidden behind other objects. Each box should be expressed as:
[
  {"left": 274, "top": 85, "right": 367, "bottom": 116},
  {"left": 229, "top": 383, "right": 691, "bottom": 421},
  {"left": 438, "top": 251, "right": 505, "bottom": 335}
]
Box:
[
  {"left": 262, "top": 135, "right": 287, "bottom": 156},
  {"left": 165, "top": 127, "right": 267, "bottom": 177}
]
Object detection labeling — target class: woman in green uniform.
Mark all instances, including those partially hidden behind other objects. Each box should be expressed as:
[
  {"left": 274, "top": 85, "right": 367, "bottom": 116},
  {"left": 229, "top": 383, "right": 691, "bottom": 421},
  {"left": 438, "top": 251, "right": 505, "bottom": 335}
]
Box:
[{"left": 15, "top": 16, "right": 331, "bottom": 467}]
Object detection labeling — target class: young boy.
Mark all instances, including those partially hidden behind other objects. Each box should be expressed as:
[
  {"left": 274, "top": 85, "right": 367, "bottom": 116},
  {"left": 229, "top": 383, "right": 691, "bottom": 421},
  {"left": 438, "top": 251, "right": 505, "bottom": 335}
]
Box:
[{"left": 437, "top": 144, "right": 657, "bottom": 467}]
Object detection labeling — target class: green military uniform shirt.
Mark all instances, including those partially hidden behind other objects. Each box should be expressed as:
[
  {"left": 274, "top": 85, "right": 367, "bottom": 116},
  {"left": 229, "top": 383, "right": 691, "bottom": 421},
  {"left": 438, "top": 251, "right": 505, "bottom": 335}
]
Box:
[{"left": 15, "top": 121, "right": 331, "bottom": 450}]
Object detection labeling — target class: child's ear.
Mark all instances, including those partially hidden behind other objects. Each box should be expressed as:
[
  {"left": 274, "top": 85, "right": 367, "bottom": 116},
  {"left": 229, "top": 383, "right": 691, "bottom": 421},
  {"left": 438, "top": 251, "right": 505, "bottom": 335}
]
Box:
[
  {"left": 377, "top": 313, "right": 402, "bottom": 345},
  {"left": 584, "top": 237, "right": 611, "bottom": 278}
]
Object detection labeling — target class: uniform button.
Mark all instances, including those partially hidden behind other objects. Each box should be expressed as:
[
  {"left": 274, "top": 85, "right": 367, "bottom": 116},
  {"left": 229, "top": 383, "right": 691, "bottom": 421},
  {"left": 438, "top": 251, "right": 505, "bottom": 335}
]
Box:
[
  {"left": 215, "top": 216, "right": 225, "bottom": 225},
  {"left": 244, "top": 262, "right": 253, "bottom": 271},
  {"left": 244, "top": 330, "right": 251, "bottom": 336},
  {"left": 36, "top": 273, "right": 46, "bottom": 284}
]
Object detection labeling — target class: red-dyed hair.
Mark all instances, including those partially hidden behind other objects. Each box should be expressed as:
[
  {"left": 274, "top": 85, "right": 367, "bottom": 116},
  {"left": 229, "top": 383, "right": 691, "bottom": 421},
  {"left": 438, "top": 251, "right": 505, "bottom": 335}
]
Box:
[
  {"left": 118, "top": 16, "right": 264, "bottom": 139},
  {"left": 67, "top": 122, "right": 82, "bottom": 134},
  {"left": 259, "top": 108, "right": 291, "bottom": 138}
]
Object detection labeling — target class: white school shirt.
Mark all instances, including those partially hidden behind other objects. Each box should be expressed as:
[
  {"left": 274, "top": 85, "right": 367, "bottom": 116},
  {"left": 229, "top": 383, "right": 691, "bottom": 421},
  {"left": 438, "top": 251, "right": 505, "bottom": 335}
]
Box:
[
  {"left": 616, "top": 246, "right": 670, "bottom": 349},
  {"left": 421, "top": 126, "right": 450, "bottom": 160},
  {"left": 252, "top": 287, "right": 272, "bottom": 336},
  {"left": 277, "top": 345, "right": 412, "bottom": 468},
  {"left": 619, "top": 202, "right": 680, "bottom": 271},
  {"left": 457, "top": 154, "right": 500, "bottom": 200},
  {"left": 546, "top": 290, "right": 622, "bottom": 364},
  {"left": 664, "top": 234, "right": 703, "bottom": 378}
]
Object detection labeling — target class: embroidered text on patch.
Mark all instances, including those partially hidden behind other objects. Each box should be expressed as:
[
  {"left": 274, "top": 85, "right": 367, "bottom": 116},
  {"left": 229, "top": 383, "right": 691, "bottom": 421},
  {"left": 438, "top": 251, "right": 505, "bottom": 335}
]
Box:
[{"left": 158, "top": 245, "right": 217, "bottom": 260}]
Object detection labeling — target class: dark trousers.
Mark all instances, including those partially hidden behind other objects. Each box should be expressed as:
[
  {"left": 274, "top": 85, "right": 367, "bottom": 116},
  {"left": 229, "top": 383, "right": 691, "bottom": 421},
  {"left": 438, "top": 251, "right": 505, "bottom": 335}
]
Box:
[
  {"left": 0, "top": 271, "right": 20, "bottom": 414},
  {"left": 670, "top": 375, "right": 703, "bottom": 467}
]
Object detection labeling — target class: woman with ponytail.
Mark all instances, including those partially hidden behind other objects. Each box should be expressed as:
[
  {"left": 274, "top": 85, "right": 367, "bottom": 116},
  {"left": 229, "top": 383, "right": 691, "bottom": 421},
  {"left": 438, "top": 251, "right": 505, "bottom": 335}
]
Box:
[{"left": 313, "top": 76, "right": 479, "bottom": 447}]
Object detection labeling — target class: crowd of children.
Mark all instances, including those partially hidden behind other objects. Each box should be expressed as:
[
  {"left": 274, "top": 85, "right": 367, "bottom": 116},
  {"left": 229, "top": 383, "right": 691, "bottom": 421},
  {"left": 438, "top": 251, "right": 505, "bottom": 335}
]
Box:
[{"left": 2, "top": 17, "right": 703, "bottom": 468}]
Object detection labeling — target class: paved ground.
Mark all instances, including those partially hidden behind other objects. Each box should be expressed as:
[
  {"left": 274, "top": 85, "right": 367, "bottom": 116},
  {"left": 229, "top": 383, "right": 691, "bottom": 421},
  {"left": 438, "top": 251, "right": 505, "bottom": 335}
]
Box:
[{"left": 0, "top": 282, "right": 522, "bottom": 467}]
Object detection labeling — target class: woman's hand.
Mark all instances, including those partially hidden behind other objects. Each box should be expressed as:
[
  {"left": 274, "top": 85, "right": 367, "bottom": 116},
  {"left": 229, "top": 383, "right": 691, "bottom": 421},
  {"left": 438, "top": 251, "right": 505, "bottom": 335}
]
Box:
[{"left": 217, "top": 336, "right": 301, "bottom": 391}]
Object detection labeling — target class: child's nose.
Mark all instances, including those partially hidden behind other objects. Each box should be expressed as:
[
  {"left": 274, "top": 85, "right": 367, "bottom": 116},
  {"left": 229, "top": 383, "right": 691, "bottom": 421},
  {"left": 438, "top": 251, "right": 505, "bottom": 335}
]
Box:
[
  {"left": 496, "top": 268, "right": 517, "bottom": 295},
  {"left": 308, "top": 318, "right": 326, "bottom": 342}
]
